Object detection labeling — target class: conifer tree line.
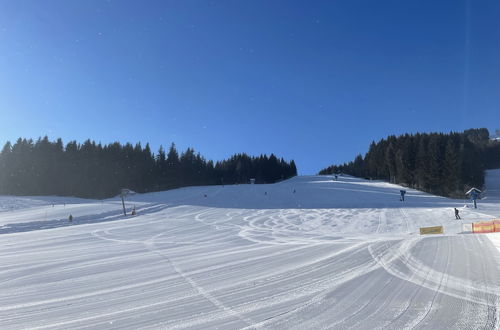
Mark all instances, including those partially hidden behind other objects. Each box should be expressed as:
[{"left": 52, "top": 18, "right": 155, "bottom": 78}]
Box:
[
  {"left": 0, "top": 137, "right": 297, "bottom": 199},
  {"left": 319, "top": 128, "right": 500, "bottom": 198}
]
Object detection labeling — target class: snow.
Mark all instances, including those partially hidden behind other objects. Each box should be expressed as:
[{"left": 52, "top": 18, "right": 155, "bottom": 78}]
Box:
[
  {"left": 1, "top": 171, "right": 500, "bottom": 329},
  {"left": 465, "top": 187, "right": 482, "bottom": 195}
]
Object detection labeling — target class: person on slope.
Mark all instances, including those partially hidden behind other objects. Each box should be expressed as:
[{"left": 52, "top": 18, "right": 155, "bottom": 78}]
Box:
[
  {"left": 454, "top": 208, "right": 461, "bottom": 220},
  {"left": 400, "top": 189, "right": 406, "bottom": 201}
]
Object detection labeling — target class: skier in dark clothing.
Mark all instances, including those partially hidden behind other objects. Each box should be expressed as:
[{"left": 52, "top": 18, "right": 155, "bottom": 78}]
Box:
[
  {"left": 400, "top": 190, "right": 406, "bottom": 201},
  {"left": 69, "top": 214, "right": 73, "bottom": 222},
  {"left": 454, "top": 208, "right": 461, "bottom": 220}
]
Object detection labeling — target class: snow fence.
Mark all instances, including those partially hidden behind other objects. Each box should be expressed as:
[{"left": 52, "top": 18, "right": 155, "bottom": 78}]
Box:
[
  {"left": 471, "top": 220, "right": 500, "bottom": 234},
  {"left": 420, "top": 226, "right": 444, "bottom": 235}
]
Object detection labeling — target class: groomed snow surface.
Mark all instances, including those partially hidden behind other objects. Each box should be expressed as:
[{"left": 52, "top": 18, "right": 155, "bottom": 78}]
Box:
[{"left": 1, "top": 170, "right": 500, "bottom": 329}]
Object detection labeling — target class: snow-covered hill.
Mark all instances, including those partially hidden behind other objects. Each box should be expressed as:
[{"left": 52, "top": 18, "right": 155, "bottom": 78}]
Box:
[{"left": 1, "top": 171, "right": 500, "bottom": 329}]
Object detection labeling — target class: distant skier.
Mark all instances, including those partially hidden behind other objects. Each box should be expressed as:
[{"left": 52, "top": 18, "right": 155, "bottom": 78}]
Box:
[
  {"left": 68, "top": 214, "right": 73, "bottom": 222},
  {"left": 131, "top": 206, "right": 136, "bottom": 216},
  {"left": 334, "top": 174, "right": 338, "bottom": 181},
  {"left": 454, "top": 208, "right": 461, "bottom": 219},
  {"left": 293, "top": 189, "right": 296, "bottom": 194},
  {"left": 400, "top": 190, "right": 406, "bottom": 202}
]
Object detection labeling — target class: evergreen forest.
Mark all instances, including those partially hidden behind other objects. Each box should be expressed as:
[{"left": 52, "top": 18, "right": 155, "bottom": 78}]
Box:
[
  {"left": 0, "top": 137, "right": 297, "bottom": 199},
  {"left": 319, "top": 128, "right": 500, "bottom": 198}
]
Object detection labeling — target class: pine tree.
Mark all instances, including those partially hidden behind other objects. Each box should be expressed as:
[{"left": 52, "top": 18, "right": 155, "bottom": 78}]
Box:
[
  {"left": 0, "top": 142, "right": 12, "bottom": 194},
  {"left": 443, "top": 138, "right": 460, "bottom": 195},
  {"left": 290, "top": 160, "right": 298, "bottom": 177},
  {"left": 166, "top": 143, "right": 180, "bottom": 188},
  {"left": 415, "top": 136, "right": 429, "bottom": 190},
  {"left": 385, "top": 143, "right": 396, "bottom": 183}
]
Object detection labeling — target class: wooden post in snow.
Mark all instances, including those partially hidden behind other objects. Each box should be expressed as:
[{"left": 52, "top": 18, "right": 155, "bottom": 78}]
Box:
[{"left": 121, "top": 193, "right": 126, "bottom": 216}]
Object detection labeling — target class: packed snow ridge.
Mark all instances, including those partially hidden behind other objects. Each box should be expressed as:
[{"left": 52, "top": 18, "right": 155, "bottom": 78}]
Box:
[{"left": 1, "top": 170, "right": 500, "bottom": 329}]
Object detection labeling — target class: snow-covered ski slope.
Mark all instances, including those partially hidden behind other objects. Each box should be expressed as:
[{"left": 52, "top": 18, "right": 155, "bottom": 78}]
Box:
[{"left": 1, "top": 171, "right": 500, "bottom": 329}]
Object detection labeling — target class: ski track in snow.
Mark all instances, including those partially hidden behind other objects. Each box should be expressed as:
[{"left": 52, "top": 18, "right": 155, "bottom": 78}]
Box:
[{"left": 1, "top": 171, "right": 500, "bottom": 329}]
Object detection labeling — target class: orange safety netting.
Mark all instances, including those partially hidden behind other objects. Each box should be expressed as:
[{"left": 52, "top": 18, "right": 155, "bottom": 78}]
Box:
[{"left": 472, "top": 220, "right": 500, "bottom": 233}]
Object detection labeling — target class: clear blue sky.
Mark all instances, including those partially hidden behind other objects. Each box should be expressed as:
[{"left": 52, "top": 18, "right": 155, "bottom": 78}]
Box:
[{"left": 1, "top": 0, "right": 499, "bottom": 174}]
